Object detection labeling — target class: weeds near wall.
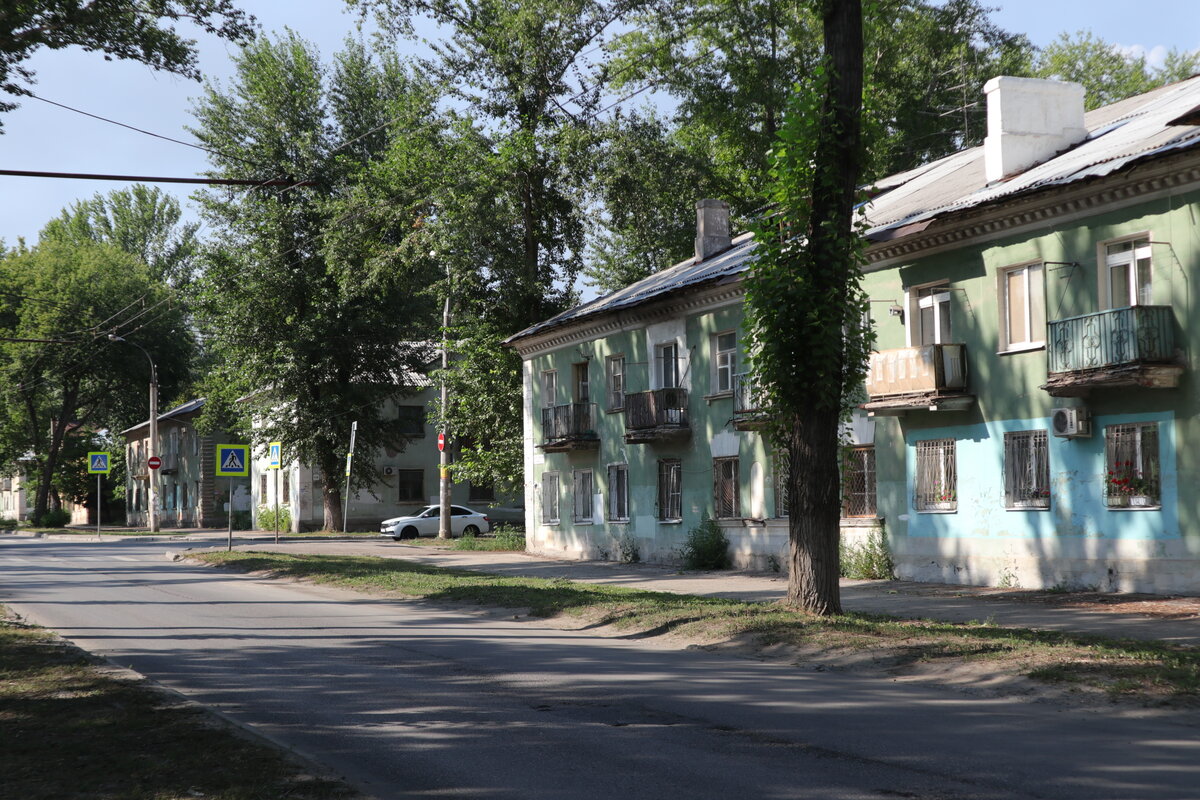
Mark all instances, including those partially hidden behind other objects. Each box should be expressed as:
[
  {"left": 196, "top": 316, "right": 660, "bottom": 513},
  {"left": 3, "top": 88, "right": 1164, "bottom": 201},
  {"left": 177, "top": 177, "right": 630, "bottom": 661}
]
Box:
[
  {"left": 840, "top": 527, "right": 893, "bottom": 580},
  {"left": 257, "top": 505, "right": 292, "bottom": 532},
  {"left": 679, "top": 514, "right": 730, "bottom": 570},
  {"left": 617, "top": 531, "right": 640, "bottom": 563}
]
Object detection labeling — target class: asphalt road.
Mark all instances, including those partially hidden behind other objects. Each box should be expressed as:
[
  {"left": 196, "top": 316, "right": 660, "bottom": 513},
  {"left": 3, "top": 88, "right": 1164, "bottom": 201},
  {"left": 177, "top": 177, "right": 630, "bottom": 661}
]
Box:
[{"left": 4, "top": 534, "right": 1199, "bottom": 800}]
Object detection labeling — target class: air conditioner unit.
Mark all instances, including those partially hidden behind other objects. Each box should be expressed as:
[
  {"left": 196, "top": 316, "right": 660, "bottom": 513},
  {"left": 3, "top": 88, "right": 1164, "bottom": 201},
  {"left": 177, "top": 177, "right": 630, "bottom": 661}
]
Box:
[
  {"left": 1052, "top": 407, "right": 1091, "bottom": 438},
  {"left": 383, "top": 466, "right": 395, "bottom": 476}
]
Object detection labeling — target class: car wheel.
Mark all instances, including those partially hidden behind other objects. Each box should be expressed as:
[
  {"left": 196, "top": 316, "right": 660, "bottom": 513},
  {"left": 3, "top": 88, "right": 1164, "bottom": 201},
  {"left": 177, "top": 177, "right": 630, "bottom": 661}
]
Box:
[
  {"left": 463, "top": 524, "right": 480, "bottom": 536},
  {"left": 392, "top": 535, "right": 402, "bottom": 542},
  {"left": 401, "top": 526, "right": 418, "bottom": 539}
]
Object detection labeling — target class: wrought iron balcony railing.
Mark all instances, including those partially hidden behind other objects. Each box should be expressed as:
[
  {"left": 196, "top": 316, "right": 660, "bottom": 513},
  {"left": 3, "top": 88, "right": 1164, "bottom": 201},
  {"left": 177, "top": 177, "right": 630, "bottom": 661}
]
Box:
[
  {"left": 623, "top": 389, "right": 689, "bottom": 443},
  {"left": 1048, "top": 306, "right": 1175, "bottom": 374},
  {"left": 539, "top": 403, "right": 599, "bottom": 450}
]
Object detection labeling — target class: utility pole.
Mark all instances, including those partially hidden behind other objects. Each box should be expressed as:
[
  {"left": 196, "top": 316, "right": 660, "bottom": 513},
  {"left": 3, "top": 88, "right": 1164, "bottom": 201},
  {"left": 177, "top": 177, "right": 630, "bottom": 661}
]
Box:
[
  {"left": 438, "top": 264, "right": 452, "bottom": 540},
  {"left": 109, "top": 335, "right": 158, "bottom": 532},
  {"left": 343, "top": 421, "right": 357, "bottom": 534}
]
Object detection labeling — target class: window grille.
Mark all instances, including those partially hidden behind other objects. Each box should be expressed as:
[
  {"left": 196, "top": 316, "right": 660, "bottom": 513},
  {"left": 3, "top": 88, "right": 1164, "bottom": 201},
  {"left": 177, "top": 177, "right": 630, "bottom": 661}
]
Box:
[
  {"left": 914, "top": 438, "right": 956, "bottom": 511},
  {"left": 657, "top": 459, "right": 682, "bottom": 521},
  {"left": 842, "top": 446, "right": 876, "bottom": 517},
  {"left": 260, "top": 474, "right": 267, "bottom": 499},
  {"left": 1003, "top": 431, "right": 1049, "bottom": 509},
  {"left": 541, "top": 472, "right": 560, "bottom": 523},
  {"left": 573, "top": 469, "right": 593, "bottom": 522},
  {"left": 713, "top": 457, "right": 739, "bottom": 518},
  {"left": 774, "top": 449, "right": 790, "bottom": 517},
  {"left": 396, "top": 470, "right": 423, "bottom": 502},
  {"left": 282, "top": 473, "right": 290, "bottom": 504},
  {"left": 1104, "top": 423, "right": 1160, "bottom": 507},
  {"left": 608, "top": 356, "right": 625, "bottom": 410},
  {"left": 396, "top": 405, "right": 425, "bottom": 437},
  {"left": 608, "top": 464, "right": 629, "bottom": 521}
]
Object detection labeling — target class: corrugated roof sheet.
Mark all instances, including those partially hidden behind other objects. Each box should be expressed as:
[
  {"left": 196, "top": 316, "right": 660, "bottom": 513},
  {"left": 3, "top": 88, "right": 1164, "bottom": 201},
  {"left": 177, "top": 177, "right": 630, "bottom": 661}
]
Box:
[
  {"left": 507, "top": 75, "right": 1200, "bottom": 345},
  {"left": 121, "top": 397, "right": 206, "bottom": 435}
]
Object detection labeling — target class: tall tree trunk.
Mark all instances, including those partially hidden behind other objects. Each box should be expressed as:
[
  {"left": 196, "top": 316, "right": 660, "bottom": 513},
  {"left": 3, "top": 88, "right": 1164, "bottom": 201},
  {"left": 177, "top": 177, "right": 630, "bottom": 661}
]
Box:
[
  {"left": 785, "top": 0, "right": 864, "bottom": 615},
  {"left": 322, "top": 482, "right": 342, "bottom": 532}
]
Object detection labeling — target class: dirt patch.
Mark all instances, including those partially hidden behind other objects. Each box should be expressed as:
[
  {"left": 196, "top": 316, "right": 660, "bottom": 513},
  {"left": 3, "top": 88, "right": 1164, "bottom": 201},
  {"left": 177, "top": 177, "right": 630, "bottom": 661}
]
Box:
[{"left": 878, "top": 581, "right": 1200, "bottom": 621}]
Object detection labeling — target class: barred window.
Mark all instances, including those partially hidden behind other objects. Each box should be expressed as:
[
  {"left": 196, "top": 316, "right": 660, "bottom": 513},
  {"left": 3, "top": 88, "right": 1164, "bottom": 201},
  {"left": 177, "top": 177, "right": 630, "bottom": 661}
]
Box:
[
  {"left": 914, "top": 439, "right": 956, "bottom": 512},
  {"left": 713, "top": 457, "right": 739, "bottom": 518},
  {"left": 658, "top": 459, "right": 682, "bottom": 521},
  {"left": 1004, "top": 431, "right": 1049, "bottom": 509},
  {"left": 1104, "top": 423, "right": 1160, "bottom": 508},
  {"left": 396, "top": 469, "right": 423, "bottom": 502},
  {"left": 541, "top": 472, "right": 560, "bottom": 523},
  {"left": 573, "top": 469, "right": 594, "bottom": 523},
  {"left": 397, "top": 405, "right": 425, "bottom": 437},
  {"left": 608, "top": 464, "right": 629, "bottom": 522},
  {"left": 774, "top": 449, "right": 790, "bottom": 517},
  {"left": 842, "top": 446, "right": 876, "bottom": 517}
]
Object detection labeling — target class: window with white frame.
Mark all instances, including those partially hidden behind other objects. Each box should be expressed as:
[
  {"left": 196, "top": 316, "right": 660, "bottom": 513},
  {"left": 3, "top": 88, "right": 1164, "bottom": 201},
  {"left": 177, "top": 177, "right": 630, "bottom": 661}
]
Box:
[
  {"left": 713, "top": 457, "right": 739, "bottom": 518},
  {"left": 842, "top": 446, "right": 876, "bottom": 517},
  {"left": 541, "top": 472, "right": 560, "bottom": 523},
  {"left": 713, "top": 331, "right": 736, "bottom": 393},
  {"left": 657, "top": 342, "right": 680, "bottom": 389},
  {"left": 608, "top": 464, "right": 629, "bottom": 522},
  {"left": 541, "top": 370, "right": 557, "bottom": 408},
  {"left": 1105, "top": 237, "right": 1152, "bottom": 309},
  {"left": 1000, "top": 263, "right": 1045, "bottom": 351},
  {"left": 657, "top": 459, "right": 682, "bottom": 521},
  {"left": 607, "top": 355, "right": 625, "bottom": 410},
  {"left": 1004, "top": 431, "right": 1049, "bottom": 509},
  {"left": 1104, "top": 422, "right": 1160, "bottom": 508},
  {"left": 573, "top": 469, "right": 594, "bottom": 523},
  {"left": 573, "top": 362, "right": 590, "bottom": 403},
  {"left": 914, "top": 438, "right": 956, "bottom": 511},
  {"left": 915, "top": 285, "right": 952, "bottom": 345}
]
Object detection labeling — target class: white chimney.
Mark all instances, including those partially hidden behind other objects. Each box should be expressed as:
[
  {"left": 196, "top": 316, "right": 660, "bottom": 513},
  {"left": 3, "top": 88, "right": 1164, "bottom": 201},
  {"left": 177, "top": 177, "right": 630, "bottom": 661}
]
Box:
[
  {"left": 695, "top": 198, "right": 732, "bottom": 261},
  {"left": 983, "top": 76, "right": 1087, "bottom": 183}
]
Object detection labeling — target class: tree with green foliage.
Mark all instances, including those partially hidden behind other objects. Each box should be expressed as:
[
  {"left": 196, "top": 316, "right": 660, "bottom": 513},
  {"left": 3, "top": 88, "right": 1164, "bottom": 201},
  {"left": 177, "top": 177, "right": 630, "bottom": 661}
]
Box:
[
  {"left": 40, "top": 185, "right": 200, "bottom": 287},
  {"left": 189, "top": 33, "right": 443, "bottom": 529},
  {"left": 0, "top": 238, "right": 190, "bottom": 521},
  {"left": 0, "top": 0, "right": 255, "bottom": 129},
  {"left": 1036, "top": 30, "right": 1200, "bottom": 110},
  {"left": 744, "top": 0, "right": 868, "bottom": 615}
]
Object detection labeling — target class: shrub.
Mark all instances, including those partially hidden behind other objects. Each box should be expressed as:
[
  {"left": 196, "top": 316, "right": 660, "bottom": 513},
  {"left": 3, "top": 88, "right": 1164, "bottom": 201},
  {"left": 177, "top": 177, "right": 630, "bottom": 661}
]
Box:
[
  {"left": 0, "top": 516, "right": 18, "bottom": 529},
  {"left": 256, "top": 505, "right": 292, "bottom": 532},
  {"left": 679, "top": 514, "right": 730, "bottom": 570},
  {"left": 492, "top": 525, "right": 526, "bottom": 551},
  {"left": 840, "top": 527, "right": 894, "bottom": 580},
  {"left": 617, "top": 531, "right": 640, "bottom": 564},
  {"left": 37, "top": 508, "right": 71, "bottom": 528}
]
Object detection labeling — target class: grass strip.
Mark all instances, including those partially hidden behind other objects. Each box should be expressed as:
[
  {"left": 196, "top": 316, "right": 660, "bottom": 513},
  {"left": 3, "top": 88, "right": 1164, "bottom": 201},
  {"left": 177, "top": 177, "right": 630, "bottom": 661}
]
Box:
[
  {"left": 197, "top": 551, "right": 1200, "bottom": 701},
  {"left": 0, "top": 609, "right": 359, "bottom": 800}
]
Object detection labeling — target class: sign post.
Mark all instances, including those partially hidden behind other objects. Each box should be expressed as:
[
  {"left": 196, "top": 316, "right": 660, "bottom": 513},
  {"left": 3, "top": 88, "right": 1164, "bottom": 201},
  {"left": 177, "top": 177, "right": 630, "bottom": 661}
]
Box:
[
  {"left": 87, "top": 452, "right": 111, "bottom": 539},
  {"left": 268, "top": 441, "right": 282, "bottom": 544},
  {"left": 343, "top": 422, "right": 357, "bottom": 534},
  {"left": 216, "top": 445, "right": 250, "bottom": 552}
]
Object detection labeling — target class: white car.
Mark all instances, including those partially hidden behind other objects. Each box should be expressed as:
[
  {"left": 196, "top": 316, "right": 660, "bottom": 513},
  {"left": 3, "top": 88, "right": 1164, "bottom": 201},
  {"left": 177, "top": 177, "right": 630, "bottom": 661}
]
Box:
[{"left": 379, "top": 505, "right": 491, "bottom": 540}]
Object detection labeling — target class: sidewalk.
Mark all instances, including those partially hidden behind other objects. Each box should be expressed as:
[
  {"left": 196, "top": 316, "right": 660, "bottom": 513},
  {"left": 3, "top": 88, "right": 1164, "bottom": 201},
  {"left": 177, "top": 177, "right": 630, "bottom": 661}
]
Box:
[{"left": 187, "top": 537, "right": 1200, "bottom": 647}]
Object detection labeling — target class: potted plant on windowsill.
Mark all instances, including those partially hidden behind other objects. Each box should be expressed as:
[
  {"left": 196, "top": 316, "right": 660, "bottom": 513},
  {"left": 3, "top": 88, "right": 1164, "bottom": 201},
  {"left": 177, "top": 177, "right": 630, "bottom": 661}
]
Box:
[
  {"left": 925, "top": 482, "right": 956, "bottom": 510},
  {"left": 1106, "top": 461, "right": 1157, "bottom": 508}
]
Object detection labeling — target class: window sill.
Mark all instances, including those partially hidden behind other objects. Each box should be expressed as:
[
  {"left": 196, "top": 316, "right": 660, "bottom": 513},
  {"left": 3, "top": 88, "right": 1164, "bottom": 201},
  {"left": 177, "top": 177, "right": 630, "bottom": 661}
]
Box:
[
  {"left": 704, "top": 391, "right": 733, "bottom": 403},
  {"left": 915, "top": 509, "right": 957, "bottom": 514},
  {"left": 840, "top": 516, "right": 882, "bottom": 526},
  {"left": 609, "top": 518, "right": 629, "bottom": 524},
  {"left": 996, "top": 343, "right": 1045, "bottom": 356},
  {"left": 658, "top": 518, "right": 683, "bottom": 525},
  {"left": 605, "top": 407, "right": 625, "bottom": 415},
  {"left": 1006, "top": 504, "right": 1050, "bottom": 511}
]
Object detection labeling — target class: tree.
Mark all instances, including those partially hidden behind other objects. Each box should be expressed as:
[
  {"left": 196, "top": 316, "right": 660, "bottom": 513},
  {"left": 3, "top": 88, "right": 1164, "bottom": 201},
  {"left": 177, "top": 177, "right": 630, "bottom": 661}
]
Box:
[
  {"left": 40, "top": 185, "right": 200, "bottom": 287},
  {"left": 1036, "top": 30, "right": 1200, "bottom": 110},
  {"left": 0, "top": 0, "right": 255, "bottom": 128},
  {"left": 744, "top": 0, "right": 867, "bottom": 615},
  {"left": 0, "top": 238, "right": 190, "bottom": 521},
  {"left": 189, "top": 33, "right": 442, "bottom": 529}
]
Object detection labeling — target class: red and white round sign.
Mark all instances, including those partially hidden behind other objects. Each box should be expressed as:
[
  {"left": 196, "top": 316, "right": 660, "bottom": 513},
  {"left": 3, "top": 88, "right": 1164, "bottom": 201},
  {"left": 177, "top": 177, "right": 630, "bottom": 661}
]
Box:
[
  {"left": 437, "top": 432, "right": 446, "bottom": 452},
  {"left": 147, "top": 456, "right": 162, "bottom": 470}
]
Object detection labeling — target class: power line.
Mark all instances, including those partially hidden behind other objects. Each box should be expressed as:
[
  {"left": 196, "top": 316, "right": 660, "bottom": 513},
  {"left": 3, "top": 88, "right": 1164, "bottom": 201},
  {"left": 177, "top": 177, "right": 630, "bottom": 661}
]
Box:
[{"left": 0, "top": 169, "right": 315, "bottom": 187}]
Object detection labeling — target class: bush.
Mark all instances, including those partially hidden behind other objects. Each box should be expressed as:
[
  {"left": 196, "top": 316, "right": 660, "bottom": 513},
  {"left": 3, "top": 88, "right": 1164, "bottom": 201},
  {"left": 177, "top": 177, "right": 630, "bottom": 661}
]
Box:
[
  {"left": 37, "top": 508, "right": 71, "bottom": 528},
  {"left": 679, "top": 514, "right": 730, "bottom": 570},
  {"left": 840, "top": 528, "right": 894, "bottom": 580},
  {"left": 256, "top": 505, "right": 292, "bottom": 532},
  {"left": 0, "top": 516, "right": 18, "bottom": 529},
  {"left": 617, "top": 531, "right": 640, "bottom": 564},
  {"left": 492, "top": 525, "right": 526, "bottom": 551}
]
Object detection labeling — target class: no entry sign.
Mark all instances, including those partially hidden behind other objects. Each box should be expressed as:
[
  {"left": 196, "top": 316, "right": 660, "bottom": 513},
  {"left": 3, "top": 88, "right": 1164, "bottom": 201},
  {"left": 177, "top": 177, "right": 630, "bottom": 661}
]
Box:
[
  {"left": 147, "top": 456, "right": 162, "bottom": 470},
  {"left": 437, "top": 432, "right": 446, "bottom": 452}
]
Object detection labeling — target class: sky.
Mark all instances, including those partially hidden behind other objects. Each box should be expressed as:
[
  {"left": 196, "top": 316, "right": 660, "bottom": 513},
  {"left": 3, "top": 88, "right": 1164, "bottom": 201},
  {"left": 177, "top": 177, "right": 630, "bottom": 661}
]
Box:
[{"left": 1, "top": 0, "right": 1199, "bottom": 250}]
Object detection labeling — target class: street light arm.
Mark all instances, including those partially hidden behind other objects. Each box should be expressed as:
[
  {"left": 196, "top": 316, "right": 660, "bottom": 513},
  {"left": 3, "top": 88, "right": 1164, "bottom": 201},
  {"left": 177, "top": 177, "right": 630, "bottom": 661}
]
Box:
[{"left": 108, "top": 334, "right": 157, "bottom": 383}]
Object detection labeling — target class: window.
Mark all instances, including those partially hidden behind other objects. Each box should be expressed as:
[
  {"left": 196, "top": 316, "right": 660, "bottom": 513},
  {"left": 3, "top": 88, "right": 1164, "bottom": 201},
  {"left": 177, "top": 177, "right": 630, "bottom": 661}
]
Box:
[
  {"left": 914, "top": 438, "right": 956, "bottom": 512},
  {"left": 774, "top": 450, "right": 790, "bottom": 517},
  {"left": 573, "top": 362, "right": 590, "bottom": 403},
  {"left": 607, "top": 356, "right": 625, "bottom": 410},
  {"left": 260, "top": 474, "right": 267, "bottom": 499},
  {"left": 282, "top": 473, "right": 290, "bottom": 505},
  {"left": 541, "top": 472, "right": 560, "bottom": 523},
  {"left": 915, "top": 285, "right": 951, "bottom": 345},
  {"left": 1104, "top": 423, "right": 1160, "bottom": 508},
  {"left": 541, "top": 370, "right": 558, "bottom": 408},
  {"left": 180, "top": 482, "right": 189, "bottom": 510},
  {"left": 396, "top": 469, "right": 424, "bottom": 502},
  {"left": 842, "top": 446, "right": 877, "bottom": 517},
  {"left": 468, "top": 481, "right": 495, "bottom": 502},
  {"left": 657, "top": 459, "right": 682, "bottom": 521},
  {"left": 397, "top": 405, "right": 425, "bottom": 437},
  {"left": 1105, "top": 237, "right": 1152, "bottom": 309},
  {"left": 1000, "top": 263, "right": 1045, "bottom": 351},
  {"left": 1004, "top": 431, "right": 1049, "bottom": 509},
  {"left": 657, "top": 342, "right": 679, "bottom": 389},
  {"left": 573, "top": 469, "right": 594, "bottom": 523},
  {"left": 714, "top": 331, "right": 736, "bottom": 393},
  {"left": 608, "top": 464, "right": 629, "bottom": 522},
  {"left": 714, "top": 457, "right": 739, "bottom": 518}
]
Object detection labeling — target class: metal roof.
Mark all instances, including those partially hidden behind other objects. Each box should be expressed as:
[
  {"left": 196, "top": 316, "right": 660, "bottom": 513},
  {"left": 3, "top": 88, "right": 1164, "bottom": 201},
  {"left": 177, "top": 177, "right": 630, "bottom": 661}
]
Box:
[
  {"left": 120, "top": 397, "right": 206, "bottom": 435},
  {"left": 507, "top": 75, "right": 1200, "bottom": 346}
]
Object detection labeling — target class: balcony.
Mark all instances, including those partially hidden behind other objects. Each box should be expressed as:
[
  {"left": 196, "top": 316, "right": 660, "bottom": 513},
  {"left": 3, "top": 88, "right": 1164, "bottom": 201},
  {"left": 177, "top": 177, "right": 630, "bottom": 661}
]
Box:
[
  {"left": 732, "top": 372, "right": 767, "bottom": 430},
  {"left": 539, "top": 403, "right": 599, "bottom": 452},
  {"left": 1042, "top": 306, "right": 1182, "bottom": 397},
  {"left": 624, "top": 388, "right": 690, "bottom": 444},
  {"left": 862, "top": 344, "right": 974, "bottom": 416}
]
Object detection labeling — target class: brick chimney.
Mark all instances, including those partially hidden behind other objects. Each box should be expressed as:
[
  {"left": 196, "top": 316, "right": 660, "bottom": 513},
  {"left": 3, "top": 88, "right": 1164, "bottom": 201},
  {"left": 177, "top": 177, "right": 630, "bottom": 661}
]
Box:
[
  {"left": 694, "top": 198, "right": 732, "bottom": 261},
  {"left": 983, "top": 76, "right": 1087, "bottom": 183}
]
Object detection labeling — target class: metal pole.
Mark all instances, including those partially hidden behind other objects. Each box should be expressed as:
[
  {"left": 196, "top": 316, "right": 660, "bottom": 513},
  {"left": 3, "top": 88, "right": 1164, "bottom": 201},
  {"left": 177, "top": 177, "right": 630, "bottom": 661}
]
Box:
[
  {"left": 96, "top": 473, "right": 101, "bottom": 539},
  {"left": 227, "top": 477, "right": 233, "bottom": 552},
  {"left": 109, "top": 335, "right": 157, "bottom": 532},
  {"left": 343, "top": 421, "right": 357, "bottom": 534},
  {"left": 439, "top": 264, "right": 452, "bottom": 540},
  {"left": 274, "top": 468, "right": 280, "bottom": 545}
]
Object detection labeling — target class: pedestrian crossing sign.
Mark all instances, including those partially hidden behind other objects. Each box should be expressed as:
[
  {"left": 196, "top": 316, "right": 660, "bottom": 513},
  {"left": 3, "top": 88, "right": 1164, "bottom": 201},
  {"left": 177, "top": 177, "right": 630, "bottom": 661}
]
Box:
[
  {"left": 215, "top": 444, "right": 250, "bottom": 477},
  {"left": 87, "top": 452, "right": 111, "bottom": 474},
  {"left": 268, "top": 441, "right": 282, "bottom": 470}
]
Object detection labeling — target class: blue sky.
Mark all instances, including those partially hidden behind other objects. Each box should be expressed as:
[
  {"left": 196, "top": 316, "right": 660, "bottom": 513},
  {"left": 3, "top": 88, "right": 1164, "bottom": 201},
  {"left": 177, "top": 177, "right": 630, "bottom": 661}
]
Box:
[{"left": 2, "top": 0, "right": 1198, "bottom": 248}]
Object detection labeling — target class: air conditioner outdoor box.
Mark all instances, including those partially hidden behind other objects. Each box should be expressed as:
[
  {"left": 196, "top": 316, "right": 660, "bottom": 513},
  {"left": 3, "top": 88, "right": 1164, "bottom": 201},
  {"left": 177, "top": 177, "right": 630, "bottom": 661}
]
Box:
[{"left": 1052, "top": 407, "right": 1091, "bottom": 438}]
